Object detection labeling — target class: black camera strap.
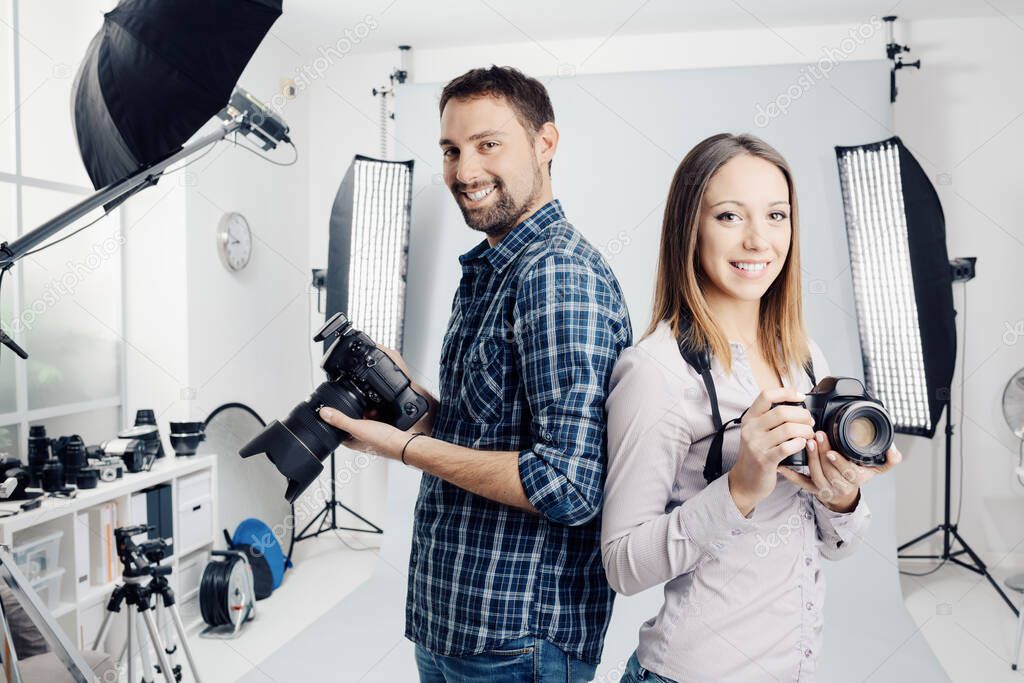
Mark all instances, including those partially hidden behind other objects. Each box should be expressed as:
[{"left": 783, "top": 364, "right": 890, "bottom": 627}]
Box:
[{"left": 675, "top": 316, "right": 815, "bottom": 484}]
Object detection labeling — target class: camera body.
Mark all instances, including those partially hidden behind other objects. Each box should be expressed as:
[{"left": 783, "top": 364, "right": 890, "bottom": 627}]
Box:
[
  {"left": 240, "top": 312, "right": 429, "bottom": 502},
  {"left": 317, "top": 314, "right": 428, "bottom": 432},
  {"left": 0, "top": 457, "right": 31, "bottom": 500},
  {"left": 101, "top": 437, "right": 153, "bottom": 473},
  {"left": 89, "top": 455, "right": 126, "bottom": 482},
  {"left": 776, "top": 376, "right": 893, "bottom": 468}
]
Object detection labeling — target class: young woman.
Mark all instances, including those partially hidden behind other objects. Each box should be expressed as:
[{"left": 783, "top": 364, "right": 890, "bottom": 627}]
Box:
[{"left": 601, "top": 133, "right": 901, "bottom": 683}]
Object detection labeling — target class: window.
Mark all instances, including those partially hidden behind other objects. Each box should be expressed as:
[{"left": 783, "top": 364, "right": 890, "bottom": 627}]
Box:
[{"left": 0, "top": 0, "right": 125, "bottom": 460}]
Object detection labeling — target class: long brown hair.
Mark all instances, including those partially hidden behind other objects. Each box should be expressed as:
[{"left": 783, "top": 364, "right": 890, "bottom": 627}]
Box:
[{"left": 646, "top": 133, "right": 810, "bottom": 381}]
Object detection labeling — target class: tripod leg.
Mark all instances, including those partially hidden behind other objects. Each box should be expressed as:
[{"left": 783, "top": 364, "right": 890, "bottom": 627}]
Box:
[
  {"left": 167, "top": 604, "right": 203, "bottom": 683},
  {"left": 136, "top": 617, "right": 156, "bottom": 683},
  {"left": 155, "top": 602, "right": 180, "bottom": 680},
  {"left": 140, "top": 608, "right": 176, "bottom": 683},
  {"left": 118, "top": 636, "right": 128, "bottom": 670},
  {"left": 92, "top": 609, "right": 114, "bottom": 652},
  {"left": 127, "top": 608, "right": 136, "bottom": 683}
]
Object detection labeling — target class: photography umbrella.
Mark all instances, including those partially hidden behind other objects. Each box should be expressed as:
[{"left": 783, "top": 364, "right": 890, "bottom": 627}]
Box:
[{"left": 72, "top": 0, "right": 283, "bottom": 195}]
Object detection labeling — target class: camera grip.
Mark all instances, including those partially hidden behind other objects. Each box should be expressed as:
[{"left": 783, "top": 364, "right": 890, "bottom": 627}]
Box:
[
  {"left": 393, "top": 385, "right": 429, "bottom": 431},
  {"left": 770, "top": 400, "right": 809, "bottom": 467}
]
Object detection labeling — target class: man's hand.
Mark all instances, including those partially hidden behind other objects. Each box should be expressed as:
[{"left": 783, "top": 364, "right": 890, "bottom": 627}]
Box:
[
  {"left": 777, "top": 430, "right": 902, "bottom": 512},
  {"left": 317, "top": 406, "right": 409, "bottom": 460},
  {"left": 377, "top": 345, "right": 439, "bottom": 435}
]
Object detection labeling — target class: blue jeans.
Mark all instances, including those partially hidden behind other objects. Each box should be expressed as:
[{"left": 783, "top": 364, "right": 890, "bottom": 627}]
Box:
[
  {"left": 415, "top": 636, "right": 597, "bottom": 682},
  {"left": 619, "top": 651, "right": 677, "bottom": 683}
]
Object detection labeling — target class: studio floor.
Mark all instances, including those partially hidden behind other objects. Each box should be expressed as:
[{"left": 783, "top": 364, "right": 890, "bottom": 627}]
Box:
[
  {"left": 899, "top": 555, "right": 1024, "bottom": 682},
  {"left": 186, "top": 536, "right": 1024, "bottom": 682},
  {"left": 188, "top": 534, "right": 379, "bottom": 682}
]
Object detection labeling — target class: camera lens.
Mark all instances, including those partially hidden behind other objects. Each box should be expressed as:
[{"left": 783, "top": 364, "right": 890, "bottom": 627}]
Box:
[
  {"left": 847, "top": 416, "right": 877, "bottom": 448},
  {"left": 239, "top": 381, "right": 366, "bottom": 502},
  {"left": 830, "top": 401, "right": 893, "bottom": 467}
]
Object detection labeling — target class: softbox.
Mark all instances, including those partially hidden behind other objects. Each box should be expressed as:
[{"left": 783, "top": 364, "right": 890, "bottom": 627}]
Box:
[{"left": 326, "top": 155, "right": 415, "bottom": 351}]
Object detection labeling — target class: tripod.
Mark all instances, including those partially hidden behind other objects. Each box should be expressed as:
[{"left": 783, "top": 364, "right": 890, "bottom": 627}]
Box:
[
  {"left": 94, "top": 525, "right": 203, "bottom": 682},
  {"left": 93, "top": 569, "right": 202, "bottom": 683},
  {"left": 898, "top": 401, "right": 1020, "bottom": 617},
  {"left": 294, "top": 449, "right": 383, "bottom": 542}
]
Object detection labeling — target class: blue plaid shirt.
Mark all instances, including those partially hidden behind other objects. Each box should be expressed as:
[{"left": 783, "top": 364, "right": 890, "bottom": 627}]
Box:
[{"left": 405, "top": 200, "right": 632, "bottom": 665}]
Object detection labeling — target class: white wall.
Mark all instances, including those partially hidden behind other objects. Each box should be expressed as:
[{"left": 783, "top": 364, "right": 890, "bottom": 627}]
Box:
[{"left": 300, "top": 14, "right": 1024, "bottom": 562}]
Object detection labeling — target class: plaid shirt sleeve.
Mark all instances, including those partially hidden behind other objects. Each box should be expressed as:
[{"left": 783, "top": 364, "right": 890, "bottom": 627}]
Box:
[{"left": 514, "top": 253, "right": 625, "bottom": 526}]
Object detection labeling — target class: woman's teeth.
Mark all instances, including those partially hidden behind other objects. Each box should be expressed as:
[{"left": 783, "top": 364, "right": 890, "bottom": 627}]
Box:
[
  {"left": 466, "top": 186, "right": 494, "bottom": 201},
  {"left": 730, "top": 261, "right": 768, "bottom": 273}
]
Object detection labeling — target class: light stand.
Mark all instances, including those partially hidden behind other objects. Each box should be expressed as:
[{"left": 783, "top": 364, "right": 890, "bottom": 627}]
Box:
[
  {"left": 293, "top": 448, "right": 383, "bottom": 542},
  {"left": 296, "top": 276, "right": 384, "bottom": 543},
  {"left": 899, "top": 261, "right": 1019, "bottom": 617},
  {"left": 1, "top": 119, "right": 241, "bottom": 269},
  {"left": 298, "top": 274, "right": 384, "bottom": 542},
  {"left": 0, "top": 86, "right": 292, "bottom": 362},
  {"left": 0, "top": 120, "right": 245, "bottom": 361},
  {"left": 898, "top": 398, "right": 1020, "bottom": 617}
]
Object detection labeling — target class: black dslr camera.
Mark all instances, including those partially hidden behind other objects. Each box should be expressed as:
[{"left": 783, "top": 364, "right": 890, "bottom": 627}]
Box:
[
  {"left": 240, "top": 312, "right": 429, "bottom": 502},
  {"left": 777, "top": 377, "right": 894, "bottom": 468}
]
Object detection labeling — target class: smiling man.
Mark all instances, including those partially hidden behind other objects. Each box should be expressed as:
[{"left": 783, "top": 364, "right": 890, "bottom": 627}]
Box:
[{"left": 317, "top": 66, "right": 632, "bottom": 681}]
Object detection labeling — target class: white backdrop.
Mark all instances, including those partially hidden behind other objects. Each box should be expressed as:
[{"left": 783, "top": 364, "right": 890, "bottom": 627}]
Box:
[{"left": 244, "top": 60, "right": 949, "bottom": 682}]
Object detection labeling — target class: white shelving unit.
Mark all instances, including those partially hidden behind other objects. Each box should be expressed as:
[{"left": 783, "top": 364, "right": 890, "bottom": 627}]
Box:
[{"left": 0, "top": 454, "right": 219, "bottom": 654}]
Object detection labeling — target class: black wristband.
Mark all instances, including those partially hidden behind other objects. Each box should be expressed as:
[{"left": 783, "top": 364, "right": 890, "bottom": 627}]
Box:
[{"left": 401, "top": 432, "right": 426, "bottom": 466}]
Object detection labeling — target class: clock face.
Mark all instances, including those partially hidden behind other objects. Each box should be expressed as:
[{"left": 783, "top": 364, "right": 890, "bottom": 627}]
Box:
[{"left": 218, "top": 212, "right": 253, "bottom": 272}]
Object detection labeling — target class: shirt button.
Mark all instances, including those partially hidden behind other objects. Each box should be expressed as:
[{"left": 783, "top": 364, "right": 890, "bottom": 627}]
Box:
[
  {"left": 730, "top": 528, "right": 742, "bottom": 536},
  {"left": 804, "top": 649, "right": 813, "bottom": 658},
  {"left": 803, "top": 510, "right": 813, "bottom": 520},
  {"left": 805, "top": 557, "right": 813, "bottom": 566},
  {"left": 805, "top": 601, "right": 814, "bottom": 611}
]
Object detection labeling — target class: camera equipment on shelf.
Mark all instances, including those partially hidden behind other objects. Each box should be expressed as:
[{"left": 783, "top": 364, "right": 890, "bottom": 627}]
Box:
[
  {"left": 92, "top": 525, "right": 202, "bottom": 683},
  {"left": 132, "top": 409, "right": 167, "bottom": 459},
  {"left": 52, "top": 435, "right": 88, "bottom": 486},
  {"left": 0, "top": 457, "right": 33, "bottom": 501},
  {"left": 27, "top": 425, "right": 51, "bottom": 489},
  {"left": 169, "top": 421, "right": 206, "bottom": 457},
  {"left": 775, "top": 377, "right": 894, "bottom": 467},
  {"left": 240, "top": 312, "right": 429, "bottom": 502},
  {"left": 88, "top": 451, "right": 126, "bottom": 482},
  {"left": 198, "top": 550, "right": 256, "bottom": 639},
  {"left": 101, "top": 437, "right": 153, "bottom": 473},
  {"left": 40, "top": 457, "right": 67, "bottom": 493},
  {"left": 75, "top": 467, "right": 100, "bottom": 489}
]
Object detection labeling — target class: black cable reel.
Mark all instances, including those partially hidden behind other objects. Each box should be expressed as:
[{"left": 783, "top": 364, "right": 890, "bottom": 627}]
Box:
[{"left": 198, "top": 549, "right": 256, "bottom": 637}]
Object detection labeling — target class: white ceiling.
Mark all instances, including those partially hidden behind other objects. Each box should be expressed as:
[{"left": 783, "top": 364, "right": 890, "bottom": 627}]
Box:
[{"left": 271, "top": 0, "right": 1013, "bottom": 57}]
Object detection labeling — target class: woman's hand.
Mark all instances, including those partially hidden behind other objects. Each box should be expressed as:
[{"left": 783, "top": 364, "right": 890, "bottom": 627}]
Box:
[
  {"left": 777, "top": 430, "right": 902, "bottom": 512},
  {"left": 728, "top": 386, "right": 816, "bottom": 516}
]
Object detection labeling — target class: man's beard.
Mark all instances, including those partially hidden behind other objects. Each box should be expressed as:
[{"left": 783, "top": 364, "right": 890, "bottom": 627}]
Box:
[{"left": 452, "top": 169, "right": 542, "bottom": 238}]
